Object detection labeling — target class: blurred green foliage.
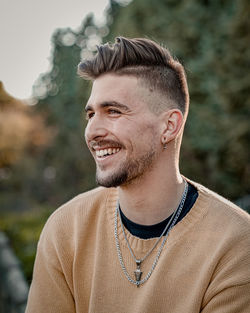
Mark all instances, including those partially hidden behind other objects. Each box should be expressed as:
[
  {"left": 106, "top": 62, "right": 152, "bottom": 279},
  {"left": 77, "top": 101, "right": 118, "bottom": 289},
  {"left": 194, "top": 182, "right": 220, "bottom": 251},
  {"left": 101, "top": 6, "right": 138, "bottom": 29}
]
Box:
[
  {"left": 0, "top": 0, "right": 249, "bottom": 280},
  {"left": 0, "top": 208, "right": 53, "bottom": 283}
]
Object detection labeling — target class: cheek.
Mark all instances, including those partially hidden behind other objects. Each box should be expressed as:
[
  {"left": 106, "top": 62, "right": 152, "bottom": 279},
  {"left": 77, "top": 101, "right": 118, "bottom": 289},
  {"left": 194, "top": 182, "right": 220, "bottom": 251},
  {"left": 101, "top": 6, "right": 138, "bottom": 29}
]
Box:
[
  {"left": 84, "top": 127, "right": 88, "bottom": 141},
  {"left": 127, "top": 123, "right": 159, "bottom": 148},
  {"left": 84, "top": 121, "right": 91, "bottom": 141},
  {"left": 138, "top": 120, "right": 159, "bottom": 137},
  {"left": 111, "top": 117, "right": 160, "bottom": 146},
  {"left": 140, "top": 123, "right": 161, "bottom": 151}
]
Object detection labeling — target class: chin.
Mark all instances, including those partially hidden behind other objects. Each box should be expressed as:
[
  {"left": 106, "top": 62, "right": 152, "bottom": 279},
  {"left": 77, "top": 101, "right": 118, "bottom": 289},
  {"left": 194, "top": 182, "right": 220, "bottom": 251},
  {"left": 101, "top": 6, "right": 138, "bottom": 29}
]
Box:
[{"left": 96, "top": 170, "right": 129, "bottom": 188}]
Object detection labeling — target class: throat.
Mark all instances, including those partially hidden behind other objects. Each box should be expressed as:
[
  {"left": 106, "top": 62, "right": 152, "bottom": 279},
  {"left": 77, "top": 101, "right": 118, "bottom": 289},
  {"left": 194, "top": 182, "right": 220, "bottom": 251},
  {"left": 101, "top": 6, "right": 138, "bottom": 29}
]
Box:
[
  {"left": 118, "top": 176, "right": 187, "bottom": 225},
  {"left": 119, "top": 182, "right": 197, "bottom": 239}
]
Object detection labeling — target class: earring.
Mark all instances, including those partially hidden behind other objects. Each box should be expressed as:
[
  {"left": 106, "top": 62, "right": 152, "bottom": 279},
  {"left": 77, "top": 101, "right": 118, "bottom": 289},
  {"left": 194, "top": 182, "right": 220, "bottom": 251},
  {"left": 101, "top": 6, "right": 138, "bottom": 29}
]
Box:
[{"left": 163, "top": 142, "right": 167, "bottom": 150}]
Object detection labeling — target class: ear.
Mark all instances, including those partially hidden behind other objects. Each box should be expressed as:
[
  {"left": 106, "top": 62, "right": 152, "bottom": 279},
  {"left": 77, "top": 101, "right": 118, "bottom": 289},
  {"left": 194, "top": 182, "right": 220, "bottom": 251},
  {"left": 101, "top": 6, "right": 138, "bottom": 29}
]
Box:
[{"left": 161, "top": 109, "right": 184, "bottom": 145}]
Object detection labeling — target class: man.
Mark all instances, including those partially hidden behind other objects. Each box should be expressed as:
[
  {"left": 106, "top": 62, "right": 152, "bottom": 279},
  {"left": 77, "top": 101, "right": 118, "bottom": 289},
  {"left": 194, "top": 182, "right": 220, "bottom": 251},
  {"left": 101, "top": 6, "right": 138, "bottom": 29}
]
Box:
[{"left": 26, "top": 37, "right": 250, "bottom": 312}]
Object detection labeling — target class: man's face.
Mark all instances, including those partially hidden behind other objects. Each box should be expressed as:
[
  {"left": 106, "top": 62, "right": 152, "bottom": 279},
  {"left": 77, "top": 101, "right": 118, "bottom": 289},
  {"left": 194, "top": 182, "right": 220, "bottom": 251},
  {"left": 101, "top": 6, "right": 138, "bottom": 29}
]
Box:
[{"left": 84, "top": 74, "right": 162, "bottom": 187}]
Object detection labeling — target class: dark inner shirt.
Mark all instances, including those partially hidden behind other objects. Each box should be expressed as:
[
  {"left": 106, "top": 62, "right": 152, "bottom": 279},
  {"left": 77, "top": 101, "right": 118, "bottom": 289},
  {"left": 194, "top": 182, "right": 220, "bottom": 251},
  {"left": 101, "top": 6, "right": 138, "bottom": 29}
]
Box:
[{"left": 119, "top": 182, "right": 198, "bottom": 239}]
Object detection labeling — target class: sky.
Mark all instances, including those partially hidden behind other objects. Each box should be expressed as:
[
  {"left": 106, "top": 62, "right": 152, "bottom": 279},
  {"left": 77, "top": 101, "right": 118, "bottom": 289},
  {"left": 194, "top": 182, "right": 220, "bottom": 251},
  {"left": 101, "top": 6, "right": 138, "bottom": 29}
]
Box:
[{"left": 0, "top": 0, "right": 111, "bottom": 100}]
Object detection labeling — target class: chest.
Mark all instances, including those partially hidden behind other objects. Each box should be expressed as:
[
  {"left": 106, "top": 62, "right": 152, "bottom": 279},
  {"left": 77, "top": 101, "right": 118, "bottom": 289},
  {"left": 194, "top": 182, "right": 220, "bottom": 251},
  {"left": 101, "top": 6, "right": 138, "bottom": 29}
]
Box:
[{"left": 70, "top": 230, "right": 215, "bottom": 313}]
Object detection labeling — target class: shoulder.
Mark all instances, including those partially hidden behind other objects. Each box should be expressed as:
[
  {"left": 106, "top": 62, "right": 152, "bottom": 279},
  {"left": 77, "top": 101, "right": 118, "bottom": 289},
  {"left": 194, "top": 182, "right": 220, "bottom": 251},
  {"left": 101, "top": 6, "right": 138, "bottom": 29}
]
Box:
[
  {"left": 49, "top": 186, "right": 116, "bottom": 222},
  {"left": 204, "top": 182, "right": 248, "bottom": 219},
  {"left": 185, "top": 181, "right": 250, "bottom": 298},
  {"left": 38, "top": 187, "right": 117, "bottom": 246},
  {"left": 187, "top": 178, "right": 250, "bottom": 239}
]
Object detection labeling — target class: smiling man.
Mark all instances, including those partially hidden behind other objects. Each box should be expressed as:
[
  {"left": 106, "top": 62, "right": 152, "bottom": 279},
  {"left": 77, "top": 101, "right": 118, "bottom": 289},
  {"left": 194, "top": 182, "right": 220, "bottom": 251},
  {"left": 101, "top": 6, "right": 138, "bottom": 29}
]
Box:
[{"left": 26, "top": 37, "right": 250, "bottom": 313}]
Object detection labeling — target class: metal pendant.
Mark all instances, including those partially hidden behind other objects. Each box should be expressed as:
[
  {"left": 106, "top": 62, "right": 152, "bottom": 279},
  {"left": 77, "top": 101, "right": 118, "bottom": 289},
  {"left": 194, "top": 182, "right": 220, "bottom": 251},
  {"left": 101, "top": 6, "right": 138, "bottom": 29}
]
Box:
[{"left": 134, "top": 260, "right": 142, "bottom": 287}]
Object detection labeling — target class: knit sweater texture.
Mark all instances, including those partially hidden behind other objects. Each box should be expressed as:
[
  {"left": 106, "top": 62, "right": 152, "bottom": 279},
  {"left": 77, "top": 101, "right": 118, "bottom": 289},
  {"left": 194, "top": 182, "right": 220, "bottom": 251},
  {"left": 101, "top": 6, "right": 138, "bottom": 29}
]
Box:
[{"left": 26, "top": 180, "right": 250, "bottom": 313}]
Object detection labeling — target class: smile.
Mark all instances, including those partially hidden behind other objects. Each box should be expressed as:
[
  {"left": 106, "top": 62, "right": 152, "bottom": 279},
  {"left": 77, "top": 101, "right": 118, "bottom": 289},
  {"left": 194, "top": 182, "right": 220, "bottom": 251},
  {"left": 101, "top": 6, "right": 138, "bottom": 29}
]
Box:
[{"left": 96, "top": 148, "right": 121, "bottom": 158}]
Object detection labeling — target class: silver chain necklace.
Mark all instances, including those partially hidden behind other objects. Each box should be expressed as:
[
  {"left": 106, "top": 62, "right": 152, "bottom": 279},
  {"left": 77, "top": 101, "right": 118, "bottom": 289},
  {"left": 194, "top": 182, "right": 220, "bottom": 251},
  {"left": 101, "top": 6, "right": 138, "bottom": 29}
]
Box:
[{"left": 114, "top": 180, "right": 188, "bottom": 287}]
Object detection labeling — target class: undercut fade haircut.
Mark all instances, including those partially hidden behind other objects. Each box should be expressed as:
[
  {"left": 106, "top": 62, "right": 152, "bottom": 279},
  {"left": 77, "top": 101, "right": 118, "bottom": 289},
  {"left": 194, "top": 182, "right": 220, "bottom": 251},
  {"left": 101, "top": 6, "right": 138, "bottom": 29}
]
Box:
[{"left": 78, "top": 37, "right": 189, "bottom": 114}]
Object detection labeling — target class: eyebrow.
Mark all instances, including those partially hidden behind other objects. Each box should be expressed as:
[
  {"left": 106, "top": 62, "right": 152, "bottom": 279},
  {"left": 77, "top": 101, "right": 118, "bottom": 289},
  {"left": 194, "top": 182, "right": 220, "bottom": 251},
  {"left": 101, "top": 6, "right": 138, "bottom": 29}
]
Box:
[{"left": 85, "top": 101, "right": 130, "bottom": 113}]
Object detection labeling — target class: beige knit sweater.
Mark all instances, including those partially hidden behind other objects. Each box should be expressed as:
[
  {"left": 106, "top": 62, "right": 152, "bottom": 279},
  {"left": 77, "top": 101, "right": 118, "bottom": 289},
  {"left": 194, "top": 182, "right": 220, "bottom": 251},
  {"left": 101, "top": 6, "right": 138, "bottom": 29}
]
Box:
[{"left": 26, "top": 181, "right": 250, "bottom": 313}]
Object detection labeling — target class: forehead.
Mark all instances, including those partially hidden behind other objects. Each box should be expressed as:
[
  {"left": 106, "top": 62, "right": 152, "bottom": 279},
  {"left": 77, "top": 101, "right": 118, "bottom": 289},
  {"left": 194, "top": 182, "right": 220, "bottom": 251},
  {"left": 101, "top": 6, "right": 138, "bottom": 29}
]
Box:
[{"left": 87, "top": 74, "right": 146, "bottom": 108}]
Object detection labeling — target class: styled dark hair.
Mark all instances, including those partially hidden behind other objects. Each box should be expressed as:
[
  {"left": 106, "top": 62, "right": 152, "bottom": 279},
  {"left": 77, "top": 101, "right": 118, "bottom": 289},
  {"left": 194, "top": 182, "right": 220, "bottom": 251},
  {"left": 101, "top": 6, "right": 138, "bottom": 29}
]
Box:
[{"left": 78, "top": 37, "right": 189, "bottom": 113}]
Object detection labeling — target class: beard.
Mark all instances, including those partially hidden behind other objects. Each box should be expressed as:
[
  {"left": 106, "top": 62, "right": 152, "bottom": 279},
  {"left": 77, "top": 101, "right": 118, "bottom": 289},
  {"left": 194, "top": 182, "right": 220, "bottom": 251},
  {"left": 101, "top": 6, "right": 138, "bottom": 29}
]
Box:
[{"left": 96, "top": 148, "right": 157, "bottom": 188}]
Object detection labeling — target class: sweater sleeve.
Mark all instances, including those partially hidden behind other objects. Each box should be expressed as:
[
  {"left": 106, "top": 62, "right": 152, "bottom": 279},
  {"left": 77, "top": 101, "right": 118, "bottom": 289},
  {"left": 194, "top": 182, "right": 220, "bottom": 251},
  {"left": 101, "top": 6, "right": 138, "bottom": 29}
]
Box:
[
  {"left": 25, "top": 211, "right": 76, "bottom": 313},
  {"left": 201, "top": 283, "right": 250, "bottom": 313},
  {"left": 200, "top": 215, "right": 250, "bottom": 313}
]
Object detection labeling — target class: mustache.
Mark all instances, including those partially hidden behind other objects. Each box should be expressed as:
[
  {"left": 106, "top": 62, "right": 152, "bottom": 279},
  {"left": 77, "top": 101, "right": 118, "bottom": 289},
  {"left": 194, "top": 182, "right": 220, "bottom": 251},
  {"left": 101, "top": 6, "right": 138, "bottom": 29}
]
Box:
[{"left": 89, "top": 139, "right": 124, "bottom": 149}]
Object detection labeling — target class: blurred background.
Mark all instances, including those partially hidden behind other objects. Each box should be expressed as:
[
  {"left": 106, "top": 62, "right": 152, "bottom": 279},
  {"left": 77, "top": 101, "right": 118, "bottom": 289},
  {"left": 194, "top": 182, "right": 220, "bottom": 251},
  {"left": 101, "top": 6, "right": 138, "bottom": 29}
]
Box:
[{"left": 0, "top": 0, "right": 249, "bottom": 307}]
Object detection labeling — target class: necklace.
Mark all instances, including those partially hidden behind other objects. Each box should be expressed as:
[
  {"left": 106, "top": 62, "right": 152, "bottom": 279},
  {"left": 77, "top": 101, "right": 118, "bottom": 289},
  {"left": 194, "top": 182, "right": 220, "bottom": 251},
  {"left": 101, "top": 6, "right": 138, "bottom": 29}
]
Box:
[{"left": 114, "top": 180, "right": 188, "bottom": 287}]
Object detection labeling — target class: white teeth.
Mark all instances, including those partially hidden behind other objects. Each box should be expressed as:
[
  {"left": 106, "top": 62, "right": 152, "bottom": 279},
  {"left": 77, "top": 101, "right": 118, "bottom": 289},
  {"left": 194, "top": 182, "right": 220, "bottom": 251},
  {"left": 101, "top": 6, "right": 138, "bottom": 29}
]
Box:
[{"left": 96, "top": 148, "right": 120, "bottom": 157}]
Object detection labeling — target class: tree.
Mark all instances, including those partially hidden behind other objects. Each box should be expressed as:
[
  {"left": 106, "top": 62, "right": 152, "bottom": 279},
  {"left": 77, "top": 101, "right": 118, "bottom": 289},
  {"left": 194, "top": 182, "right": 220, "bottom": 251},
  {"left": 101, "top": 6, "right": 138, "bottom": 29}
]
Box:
[{"left": 0, "top": 82, "right": 49, "bottom": 168}]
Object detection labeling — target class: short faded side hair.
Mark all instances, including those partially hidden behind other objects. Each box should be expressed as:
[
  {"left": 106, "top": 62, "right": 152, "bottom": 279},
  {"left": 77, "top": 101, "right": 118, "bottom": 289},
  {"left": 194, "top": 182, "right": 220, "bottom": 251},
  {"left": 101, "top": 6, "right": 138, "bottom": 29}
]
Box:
[{"left": 78, "top": 37, "right": 189, "bottom": 114}]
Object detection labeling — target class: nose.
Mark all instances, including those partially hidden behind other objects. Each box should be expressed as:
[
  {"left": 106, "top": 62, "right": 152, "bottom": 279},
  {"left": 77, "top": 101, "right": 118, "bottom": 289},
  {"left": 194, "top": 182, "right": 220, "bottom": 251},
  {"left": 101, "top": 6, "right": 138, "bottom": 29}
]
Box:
[{"left": 85, "top": 114, "right": 109, "bottom": 142}]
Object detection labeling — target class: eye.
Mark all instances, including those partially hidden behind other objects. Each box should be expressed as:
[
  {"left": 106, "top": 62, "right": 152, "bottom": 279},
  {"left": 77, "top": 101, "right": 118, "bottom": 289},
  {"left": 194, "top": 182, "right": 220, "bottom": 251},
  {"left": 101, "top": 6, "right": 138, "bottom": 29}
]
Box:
[
  {"left": 86, "top": 111, "right": 95, "bottom": 120},
  {"left": 108, "top": 108, "right": 121, "bottom": 115}
]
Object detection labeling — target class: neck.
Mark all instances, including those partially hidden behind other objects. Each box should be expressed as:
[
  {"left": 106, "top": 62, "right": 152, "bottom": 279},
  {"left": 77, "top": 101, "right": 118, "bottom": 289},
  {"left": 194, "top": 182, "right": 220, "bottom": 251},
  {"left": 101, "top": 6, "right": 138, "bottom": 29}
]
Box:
[{"left": 118, "top": 158, "right": 185, "bottom": 225}]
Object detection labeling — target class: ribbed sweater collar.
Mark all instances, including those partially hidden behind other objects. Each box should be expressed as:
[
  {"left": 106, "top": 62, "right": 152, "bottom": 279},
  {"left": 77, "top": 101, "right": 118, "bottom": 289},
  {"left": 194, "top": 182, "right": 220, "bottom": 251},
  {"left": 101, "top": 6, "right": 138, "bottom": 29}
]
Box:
[{"left": 105, "top": 178, "right": 210, "bottom": 252}]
